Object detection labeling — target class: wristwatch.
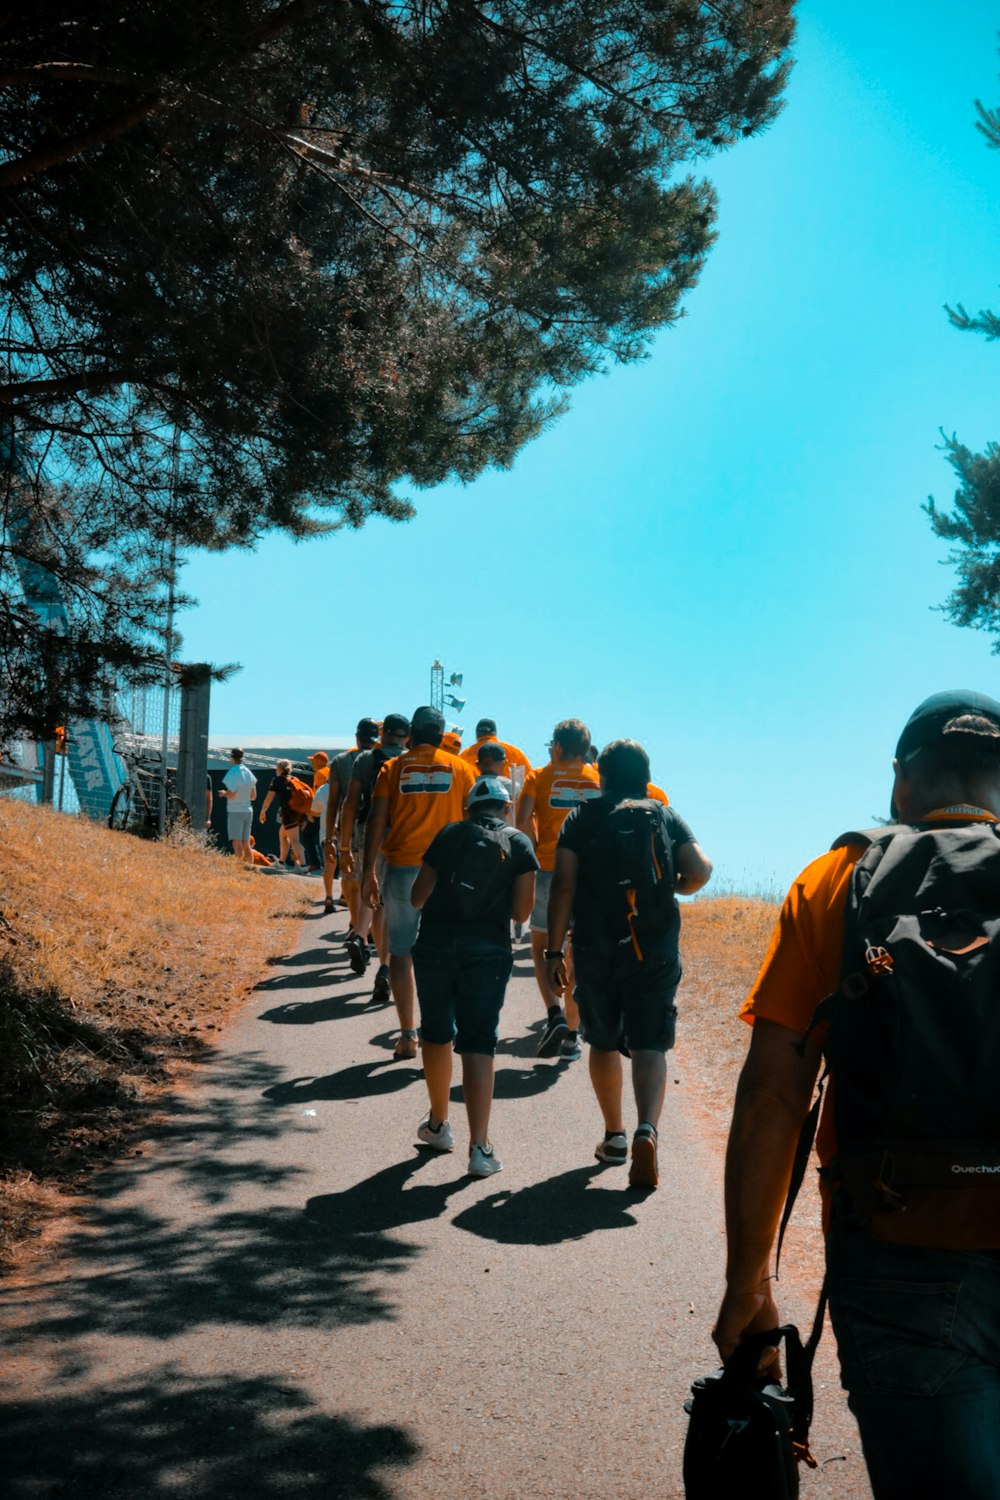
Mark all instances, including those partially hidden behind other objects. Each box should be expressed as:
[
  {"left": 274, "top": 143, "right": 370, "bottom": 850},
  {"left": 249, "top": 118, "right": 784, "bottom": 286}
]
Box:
[{"left": 544, "top": 949, "right": 564, "bottom": 960}]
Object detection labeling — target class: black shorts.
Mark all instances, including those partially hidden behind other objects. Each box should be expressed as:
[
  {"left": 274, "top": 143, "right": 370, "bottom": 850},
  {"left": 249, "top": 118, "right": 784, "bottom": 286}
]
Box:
[{"left": 573, "top": 941, "right": 679, "bottom": 1052}]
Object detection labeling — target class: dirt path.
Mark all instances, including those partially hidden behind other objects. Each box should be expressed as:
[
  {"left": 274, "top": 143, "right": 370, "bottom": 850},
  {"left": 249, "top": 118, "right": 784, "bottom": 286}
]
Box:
[{"left": 1, "top": 903, "right": 871, "bottom": 1498}]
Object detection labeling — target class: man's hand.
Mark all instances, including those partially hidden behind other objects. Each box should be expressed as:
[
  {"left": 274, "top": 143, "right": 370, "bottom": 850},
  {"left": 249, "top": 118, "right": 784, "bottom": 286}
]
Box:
[
  {"left": 340, "top": 846, "right": 354, "bottom": 877},
  {"left": 545, "top": 956, "right": 568, "bottom": 993},
  {"left": 259, "top": 811, "right": 267, "bottom": 824},
  {"left": 362, "top": 870, "right": 380, "bottom": 909},
  {"left": 713, "top": 1284, "right": 782, "bottom": 1375}
]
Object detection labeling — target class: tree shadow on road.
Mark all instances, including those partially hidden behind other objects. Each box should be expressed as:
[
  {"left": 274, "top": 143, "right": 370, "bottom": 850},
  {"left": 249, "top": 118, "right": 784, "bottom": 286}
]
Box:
[
  {"left": 264, "top": 1060, "right": 421, "bottom": 1106},
  {"left": 451, "top": 1165, "right": 640, "bottom": 1244},
  {"left": 0, "top": 1054, "right": 425, "bottom": 1354},
  {"left": 1, "top": 1366, "right": 418, "bottom": 1500}
]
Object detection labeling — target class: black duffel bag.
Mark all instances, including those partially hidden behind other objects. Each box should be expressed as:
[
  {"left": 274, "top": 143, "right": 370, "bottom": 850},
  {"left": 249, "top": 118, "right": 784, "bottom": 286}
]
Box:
[{"left": 683, "top": 1325, "right": 818, "bottom": 1500}]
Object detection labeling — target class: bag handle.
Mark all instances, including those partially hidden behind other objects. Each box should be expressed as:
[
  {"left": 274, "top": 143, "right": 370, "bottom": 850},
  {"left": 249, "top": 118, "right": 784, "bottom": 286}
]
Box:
[{"left": 723, "top": 1316, "right": 824, "bottom": 1469}]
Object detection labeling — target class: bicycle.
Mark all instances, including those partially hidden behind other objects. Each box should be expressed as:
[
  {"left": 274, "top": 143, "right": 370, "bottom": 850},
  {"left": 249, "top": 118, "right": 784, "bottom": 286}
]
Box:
[{"left": 108, "top": 742, "right": 189, "bottom": 834}]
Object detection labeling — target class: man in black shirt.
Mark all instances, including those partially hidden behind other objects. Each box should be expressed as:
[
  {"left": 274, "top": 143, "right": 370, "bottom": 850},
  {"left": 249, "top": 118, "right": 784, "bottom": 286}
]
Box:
[
  {"left": 546, "top": 739, "right": 713, "bottom": 1189},
  {"left": 409, "top": 775, "right": 538, "bottom": 1176}
]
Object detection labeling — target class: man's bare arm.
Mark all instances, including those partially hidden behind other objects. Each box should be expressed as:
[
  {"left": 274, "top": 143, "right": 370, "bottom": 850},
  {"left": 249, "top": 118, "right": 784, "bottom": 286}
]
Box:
[
  {"left": 713, "top": 1018, "right": 822, "bottom": 1361},
  {"left": 511, "top": 870, "right": 535, "bottom": 925},
  {"left": 338, "top": 780, "right": 361, "bottom": 873},
  {"left": 676, "top": 840, "right": 713, "bottom": 895},
  {"left": 410, "top": 863, "right": 437, "bottom": 909},
  {"left": 361, "top": 798, "right": 389, "bottom": 907},
  {"left": 515, "top": 793, "right": 537, "bottom": 844},
  {"left": 544, "top": 846, "right": 578, "bottom": 993}
]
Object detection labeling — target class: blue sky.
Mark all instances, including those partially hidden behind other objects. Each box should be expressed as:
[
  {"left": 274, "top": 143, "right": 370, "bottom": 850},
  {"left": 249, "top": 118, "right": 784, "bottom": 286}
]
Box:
[{"left": 181, "top": 1, "right": 1000, "bottom": 893}]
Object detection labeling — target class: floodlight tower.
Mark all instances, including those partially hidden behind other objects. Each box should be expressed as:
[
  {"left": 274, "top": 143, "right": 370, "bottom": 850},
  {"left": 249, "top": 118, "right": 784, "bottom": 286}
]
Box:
[{"left": 429, "top": 661, "right": 465, "bottom": 720}]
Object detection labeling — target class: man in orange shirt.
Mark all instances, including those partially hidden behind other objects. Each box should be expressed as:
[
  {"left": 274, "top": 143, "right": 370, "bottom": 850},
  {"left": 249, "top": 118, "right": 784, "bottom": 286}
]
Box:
[
  {"left": 517, "top": 718, "right": 600, "bottom": 1057},
  {"left": 363, "top": 705, "right": 476, "bottom": 1059},
  {"left": 714, "top": 690, "right": 1000, "bottom": 1500},
  {"left": 462, "top": 719, "right": 531, "bottom": 799}
]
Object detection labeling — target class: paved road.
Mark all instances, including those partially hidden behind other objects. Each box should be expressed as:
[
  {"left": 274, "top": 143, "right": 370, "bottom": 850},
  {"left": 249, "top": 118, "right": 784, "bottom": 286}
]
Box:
[{"left": 1, "top": 899, "right": 871, "bottom": 1498}]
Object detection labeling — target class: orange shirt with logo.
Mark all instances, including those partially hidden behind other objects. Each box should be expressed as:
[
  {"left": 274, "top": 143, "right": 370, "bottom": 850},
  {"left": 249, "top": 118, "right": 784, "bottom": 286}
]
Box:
[
  {"left": 520, "top": 759, "right": 601, "bottom": 871},
  {"left": 373, "top": 745, "right": 476, "bottom": 867}
]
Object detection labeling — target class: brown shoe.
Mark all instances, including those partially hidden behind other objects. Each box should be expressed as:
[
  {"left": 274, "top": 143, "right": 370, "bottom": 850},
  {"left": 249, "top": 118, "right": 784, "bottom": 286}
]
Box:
[
  {"left": 628, "top": 1125, "right": 658, "bottom": 1189},
  {"left": 393, "top": 1033, "right": 418, "bottom": 1061}
]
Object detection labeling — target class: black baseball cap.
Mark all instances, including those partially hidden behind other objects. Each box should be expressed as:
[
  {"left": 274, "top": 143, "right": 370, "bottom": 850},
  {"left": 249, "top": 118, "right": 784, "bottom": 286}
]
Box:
[
  {"left": 476, "top": 718, "right": 497, "bottom": 737},
  {"left": 356, "top": 717, "right": 380, "bottom": 742},
  {"left": 382, "top": 712, "right": 410, "bottom": 736},
  {"left": 477, "top": 741, "right": 505, "bottom": 762},
  {"left": 411, "top": 705, "right": 445, "bottom": 735},
  {"left": 895, "top": 690, "right": 1000, "bottom": 763}
]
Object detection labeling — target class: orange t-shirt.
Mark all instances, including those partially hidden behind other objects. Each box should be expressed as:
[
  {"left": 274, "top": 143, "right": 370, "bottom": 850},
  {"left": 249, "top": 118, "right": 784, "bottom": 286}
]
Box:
[
  {"left": 372, "top": 745, "right": 476, "bottom": 867},
  {"left": 311, "top": 765, "right": 330, "bottom": 788},
  {"left": 462, "top": 736, "right": 532, "bottom": 774},
  {"left": 647, "top": 782, "right": 669, "bottom": 805},
  {"left": 520, "top": 759, "right": 601, "bottom": 871}
]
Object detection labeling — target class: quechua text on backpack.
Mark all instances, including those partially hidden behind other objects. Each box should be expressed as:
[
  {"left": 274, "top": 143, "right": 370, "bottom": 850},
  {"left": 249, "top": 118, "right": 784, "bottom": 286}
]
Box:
[{"left": 804, "top": 820, "right": 1000, "bottom": 1248}]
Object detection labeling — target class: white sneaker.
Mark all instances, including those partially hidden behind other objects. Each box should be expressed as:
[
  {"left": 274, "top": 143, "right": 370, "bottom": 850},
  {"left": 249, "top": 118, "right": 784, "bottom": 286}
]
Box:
[
  {"left": 468, "top": 1143, "right": 503, "bottom": 1177},
  {"left": 416, "top": 1115, "right": 454, "bottom": 1152}
]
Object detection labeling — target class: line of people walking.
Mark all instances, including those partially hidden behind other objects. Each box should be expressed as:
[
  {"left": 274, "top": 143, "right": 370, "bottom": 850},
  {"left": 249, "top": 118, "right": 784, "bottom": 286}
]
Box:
[{"left": 318, "top": 706, "right": 712, "bottom": 1187}]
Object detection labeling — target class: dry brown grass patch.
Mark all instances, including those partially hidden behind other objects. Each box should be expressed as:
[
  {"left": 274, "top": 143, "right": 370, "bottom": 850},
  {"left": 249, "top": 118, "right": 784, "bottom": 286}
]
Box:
[
  {"left": 676, "top": 894, "right": 779, "bottom": 1146},
  {"left": 0, "top": 797, "right": 311, "bottom": 1261}
]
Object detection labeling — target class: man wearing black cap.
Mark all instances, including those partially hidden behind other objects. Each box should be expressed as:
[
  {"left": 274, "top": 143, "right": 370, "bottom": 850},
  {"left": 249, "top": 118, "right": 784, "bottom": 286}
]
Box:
[
  {"left": 714, "top": 690, "right": 1000, "bottom": 1500},
  {"left": 461, "top": 718, "right": 532, "bottom": 792}
]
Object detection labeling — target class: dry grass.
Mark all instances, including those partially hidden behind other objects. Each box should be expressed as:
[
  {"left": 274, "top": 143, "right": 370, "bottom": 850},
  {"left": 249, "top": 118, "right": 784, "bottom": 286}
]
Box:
[
  {"left": 675, "top": 894, "right": 779, "bottom": 1148},
  {"left": 0, "top": 797, "right": 310, "bottom": 1262}
]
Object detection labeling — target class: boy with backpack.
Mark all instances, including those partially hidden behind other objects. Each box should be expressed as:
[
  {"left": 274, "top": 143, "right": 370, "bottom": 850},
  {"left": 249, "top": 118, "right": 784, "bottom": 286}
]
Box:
[
  {"left": 545, "top": 738, "right": 713, "bottom": 1188},
  {"left": 714, "top": 690, "right": 1000, "bottom": 1500},
  {"left": 408, "top": 775, "right": 538, "bottom": 1175}
]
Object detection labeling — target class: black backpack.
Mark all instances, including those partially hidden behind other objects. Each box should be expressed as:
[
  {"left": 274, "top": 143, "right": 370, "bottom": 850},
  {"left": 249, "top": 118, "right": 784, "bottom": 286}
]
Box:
[
  {"left": 356, "top": 744, "right": 401, "bottom": 825},
  {"left": 794, "top": 820, "right": 1000, "bottom": 1249},
  {"left": 445, "top": 820, "right": 516, "bottom": 921},
  {"left": 599, "top": 799, "right": 677, "bottom": 958},
  {"left": 683, "top": 1326, "right": 818, "bottom": 1500}
]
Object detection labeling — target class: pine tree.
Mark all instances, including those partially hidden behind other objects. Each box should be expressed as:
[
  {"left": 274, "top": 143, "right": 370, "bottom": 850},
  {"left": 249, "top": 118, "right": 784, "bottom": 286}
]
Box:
[
  {"left": 0, "top": 1, "right": 794, "bottom": 736},
  {"left": 926, "top": 91, "right": 1000, "bottom": 642}
]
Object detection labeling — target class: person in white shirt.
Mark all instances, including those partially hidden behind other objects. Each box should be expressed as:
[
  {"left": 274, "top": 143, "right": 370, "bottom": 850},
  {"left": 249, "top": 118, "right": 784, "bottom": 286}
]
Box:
[{"left": 219, "top": 748, "right": 257, "bottom": 862}]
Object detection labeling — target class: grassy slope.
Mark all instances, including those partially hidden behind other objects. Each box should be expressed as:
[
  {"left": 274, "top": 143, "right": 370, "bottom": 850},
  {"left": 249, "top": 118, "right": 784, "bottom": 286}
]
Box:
[{"left": 0, "top": 798, "right": 310, "bottom": 1259}]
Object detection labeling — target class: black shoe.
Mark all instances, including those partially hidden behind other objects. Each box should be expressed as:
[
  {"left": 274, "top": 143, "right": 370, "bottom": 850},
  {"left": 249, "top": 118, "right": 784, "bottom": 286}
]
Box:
[
  {"left": 346, "top": 933, "right": 369, "bottom": 976},
  {"left": 372, "top": 964, "right": 390, "bottom": 1005},
  {"left": 323, "top": 897, "right": 335, "bottom": 914},
  {"left": 536, "top": 1010, "right": 568, "bottom": 1057}
]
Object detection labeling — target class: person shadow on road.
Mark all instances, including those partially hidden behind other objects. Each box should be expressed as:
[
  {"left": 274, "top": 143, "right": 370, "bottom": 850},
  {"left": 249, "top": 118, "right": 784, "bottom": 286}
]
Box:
[{"left": 450, "top": 1165, "right": 640, "bottom": 1245}]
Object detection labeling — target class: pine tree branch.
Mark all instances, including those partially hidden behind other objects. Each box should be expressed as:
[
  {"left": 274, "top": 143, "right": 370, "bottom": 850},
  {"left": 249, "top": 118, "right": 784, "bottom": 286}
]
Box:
[{"left": 0, "top": 94, "right": 164, "bottom": 190}]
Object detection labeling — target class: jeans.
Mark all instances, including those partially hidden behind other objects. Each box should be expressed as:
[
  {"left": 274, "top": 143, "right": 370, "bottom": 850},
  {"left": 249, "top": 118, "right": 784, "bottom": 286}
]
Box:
[{"left": 827, "top": 1206, "right": 1000, "bottom": 1499}]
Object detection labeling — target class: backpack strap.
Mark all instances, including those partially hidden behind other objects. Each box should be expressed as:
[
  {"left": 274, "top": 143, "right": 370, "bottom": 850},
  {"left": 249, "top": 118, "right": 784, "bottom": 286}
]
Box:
[{"left": 829, "top": 826, "right": 886, "bottom": 851}]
